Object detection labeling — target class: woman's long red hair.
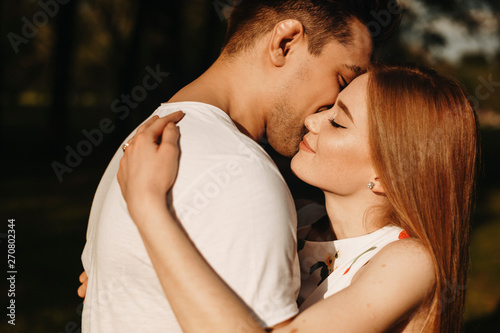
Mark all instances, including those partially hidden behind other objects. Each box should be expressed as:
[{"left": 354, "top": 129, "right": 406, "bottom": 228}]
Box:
[{"left": 367, "top": 64, "right": 480, "bottom": 332}]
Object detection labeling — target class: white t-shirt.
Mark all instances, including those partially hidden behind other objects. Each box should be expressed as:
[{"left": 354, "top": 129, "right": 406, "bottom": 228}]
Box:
[{"left": 81, "top": 102, "right": 300, "bottom": 332}]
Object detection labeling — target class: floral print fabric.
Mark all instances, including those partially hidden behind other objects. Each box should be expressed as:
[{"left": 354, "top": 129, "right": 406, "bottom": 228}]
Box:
[{"left": 297, "top": 225, "right": 406, "bottom": 308}]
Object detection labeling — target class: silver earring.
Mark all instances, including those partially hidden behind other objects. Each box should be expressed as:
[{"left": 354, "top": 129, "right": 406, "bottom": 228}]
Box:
[{"left": 367, "top": 182, "right": 375, "bottom": 190}]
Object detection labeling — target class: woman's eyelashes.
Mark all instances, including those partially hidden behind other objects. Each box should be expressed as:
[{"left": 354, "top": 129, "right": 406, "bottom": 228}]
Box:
[{"left": 329, "top": 117, "right": 347, "bottom": 129}]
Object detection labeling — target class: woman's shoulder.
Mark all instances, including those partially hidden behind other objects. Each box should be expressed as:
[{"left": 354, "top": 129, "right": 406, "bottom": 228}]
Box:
[
  {"left": 332, "top": 238, "right": 436, "bottom": 331},
  {"left": 353, "top": 238, "right": 436, "bottom": 295},
  {"left": 378, "top": 237, "right": 433, "bottom": 267},
  {"left": 288, "top": 238, "right": 437, "bottom": 333}
]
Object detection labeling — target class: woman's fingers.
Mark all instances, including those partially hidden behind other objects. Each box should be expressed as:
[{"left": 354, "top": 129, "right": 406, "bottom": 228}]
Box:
[
  {"left": 159, "top": 122, "right": 181, "bottom": 159},
  {"left": 144, "top": 115, "right": 178, "bottom": 140},
  {"left": 127, "top": 111, "right": 184, "bottom": 147},
  {"left": 164, "top": 110, "right": 185, "bottom": 123},
  {"left": 157, "top": 122, "right": 181, "bottom": 190},
  {"left": 118, "top": 111, "right": 183, "bottom": 195},
  {"left": 137, "top": 111, "right": 184, "bottom": 135},
  {"left": 161, "top": 122, "right": 180, "bottom": 146},
  {"left": 136, "top": 115, "right": 160, "bottom": 135},
  {"left": 138, "top": 112, "right": 184, "bottom": 148}
]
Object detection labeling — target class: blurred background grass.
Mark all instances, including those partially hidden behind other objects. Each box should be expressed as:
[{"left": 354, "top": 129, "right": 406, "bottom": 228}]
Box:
[{"left": 0, "top": 0, "right": 499, "bottom": 332}]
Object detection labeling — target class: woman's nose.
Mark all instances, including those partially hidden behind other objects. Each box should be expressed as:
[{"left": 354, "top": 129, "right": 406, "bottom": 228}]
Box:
[{"left": 304, "top": 112, "right": 325, "bottom": 134}]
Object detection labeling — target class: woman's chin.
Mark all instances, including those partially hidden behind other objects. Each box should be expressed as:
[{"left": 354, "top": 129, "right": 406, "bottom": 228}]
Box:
[
  {"left": 290, "top": 155, "right": 299, "bottom": 175},
  {"left": 290, "top": 156, "right": 311, "bottom": 185}
]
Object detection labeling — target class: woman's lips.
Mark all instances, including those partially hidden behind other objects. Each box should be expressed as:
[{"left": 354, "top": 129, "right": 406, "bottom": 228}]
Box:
[{"left": 299, "top": 137, "right": 315, "bottom": 153}]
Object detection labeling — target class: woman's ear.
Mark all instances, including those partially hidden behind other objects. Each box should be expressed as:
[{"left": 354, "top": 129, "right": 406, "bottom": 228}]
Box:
[
  {"left": 268, "top": 19, "right": 305, "bottom": 67},
  {"left": 370, "top": 177, "right": 386, "bottom": 195}
]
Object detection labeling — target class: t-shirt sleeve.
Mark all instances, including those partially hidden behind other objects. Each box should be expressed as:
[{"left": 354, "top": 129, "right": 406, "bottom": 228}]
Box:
[{"left": 174, "top": 155, "right": 300, "bottom": 328}]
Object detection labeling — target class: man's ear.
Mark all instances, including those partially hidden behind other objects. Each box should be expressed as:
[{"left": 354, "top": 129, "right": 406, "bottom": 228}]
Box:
[{"left": 268, "top": 19, "right": 305, "bottom": 67}]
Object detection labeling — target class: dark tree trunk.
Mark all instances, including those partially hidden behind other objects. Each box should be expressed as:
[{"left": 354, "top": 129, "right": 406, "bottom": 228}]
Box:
[
  {"left": 49, "top": 0, "right": 78, "bottom": 144},
  {"left": 199, "top": 0, "right": 227, "bottom": 73},
  {"left": 114, "top": 0, "right": 146, "bottom": 137},
  {"left": 0, "top": 2, "right": 5, "bottom": 141}
]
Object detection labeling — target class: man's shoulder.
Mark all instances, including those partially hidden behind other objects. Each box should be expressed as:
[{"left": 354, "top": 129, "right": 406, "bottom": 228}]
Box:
[
  {"left": 154, "top": 102, "right": 230, "bottom": 124},
  {"left": 173, "top": 139, "right": 288, "bottom": 203},
  {"left": 156, "top": 102, "right": 245, "bottom": 145},
  {"left": 156, "top": 102, "right": 279, "bottom": 174}
]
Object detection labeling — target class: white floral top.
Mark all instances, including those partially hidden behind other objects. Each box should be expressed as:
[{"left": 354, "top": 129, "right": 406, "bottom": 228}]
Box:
[{"left": 297, "top": 225, "right": 410, "bottom": 310}]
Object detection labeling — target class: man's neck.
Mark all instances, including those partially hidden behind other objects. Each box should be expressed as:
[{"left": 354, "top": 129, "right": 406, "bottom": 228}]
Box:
[{"left": 168, "top": 55, "right": 267, "bottom": 141}]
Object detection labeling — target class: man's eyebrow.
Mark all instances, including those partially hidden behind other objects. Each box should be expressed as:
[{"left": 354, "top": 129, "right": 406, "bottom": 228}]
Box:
[{"left": 337, "top": 100, "right": 354, "bottom": 124}]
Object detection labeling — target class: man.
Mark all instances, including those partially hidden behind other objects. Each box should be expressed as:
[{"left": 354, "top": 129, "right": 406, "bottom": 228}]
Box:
[{"left": 80, "top": 1, "right": 401, "bottom": 331}]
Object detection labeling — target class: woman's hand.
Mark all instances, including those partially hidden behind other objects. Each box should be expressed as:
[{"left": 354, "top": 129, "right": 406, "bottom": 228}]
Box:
[{"left": 118, "top": 111, "right": 184, "bottom": 221}]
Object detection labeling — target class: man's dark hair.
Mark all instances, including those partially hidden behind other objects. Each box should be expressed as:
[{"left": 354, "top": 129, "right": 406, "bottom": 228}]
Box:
[{"left": 222, "top": 0, "right": 402, "bottom": 56}]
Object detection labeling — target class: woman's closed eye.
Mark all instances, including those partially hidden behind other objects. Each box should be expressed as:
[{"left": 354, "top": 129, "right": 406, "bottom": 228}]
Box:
[{"left": 329, "top": 117, "right": 347, "bottom": 129}]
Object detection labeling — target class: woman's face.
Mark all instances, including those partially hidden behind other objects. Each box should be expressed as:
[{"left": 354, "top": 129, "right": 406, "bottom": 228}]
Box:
[{"left": 290, "top": 74, "right": 375, "bottom": 196}]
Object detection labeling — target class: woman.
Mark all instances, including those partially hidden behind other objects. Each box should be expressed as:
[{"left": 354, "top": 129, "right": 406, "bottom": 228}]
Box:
[{"left": 116, "top": 64, "right": 479, "bottom": 332}]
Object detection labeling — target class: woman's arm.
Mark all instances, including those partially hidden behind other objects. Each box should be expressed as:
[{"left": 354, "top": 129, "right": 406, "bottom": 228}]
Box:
[
  {"left": 118, "top": 114, "right": 265, "bottom": 332},
  {"left": 118, "top": 115, "right": 435, "bottom": 333}
]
